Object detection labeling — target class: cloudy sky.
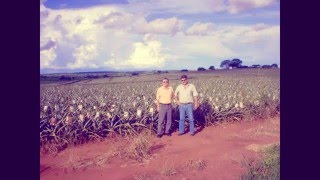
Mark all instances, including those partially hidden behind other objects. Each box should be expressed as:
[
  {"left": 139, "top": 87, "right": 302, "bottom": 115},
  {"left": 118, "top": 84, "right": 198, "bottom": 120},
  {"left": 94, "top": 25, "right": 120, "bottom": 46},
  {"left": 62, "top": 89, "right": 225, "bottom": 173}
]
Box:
[{"left": 40, "top": 0, "right": 280, "bottom": 73}]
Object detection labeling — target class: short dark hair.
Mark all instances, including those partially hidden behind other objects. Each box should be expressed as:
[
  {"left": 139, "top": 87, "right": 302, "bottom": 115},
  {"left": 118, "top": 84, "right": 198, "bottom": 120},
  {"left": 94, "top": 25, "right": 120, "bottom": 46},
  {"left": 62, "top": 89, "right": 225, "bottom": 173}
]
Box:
[{"left": 181, "top": 75, "right": 187, "bottom": 79}]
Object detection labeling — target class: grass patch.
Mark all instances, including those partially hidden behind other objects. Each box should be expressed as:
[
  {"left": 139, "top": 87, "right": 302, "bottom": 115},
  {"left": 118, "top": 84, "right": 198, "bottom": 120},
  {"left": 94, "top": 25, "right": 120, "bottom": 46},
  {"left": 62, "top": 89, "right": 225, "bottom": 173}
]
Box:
[
  {"left": 118, "top": 131, "right": 153, "bottom": 162},
  {"left": 57, "top": 150, "right": 117, "bottom": 171},
  {"left": 184, "top": 159, "right": 207, "bottom": 170},
  {"left": 159, "top": 161, "right": 178, "bottom": 177},
  {"left": 133, "top": 172, "right": 158, "bottom": 180},
  {"left": 241, "top": 144, "right": 280, "bottom": 180}
]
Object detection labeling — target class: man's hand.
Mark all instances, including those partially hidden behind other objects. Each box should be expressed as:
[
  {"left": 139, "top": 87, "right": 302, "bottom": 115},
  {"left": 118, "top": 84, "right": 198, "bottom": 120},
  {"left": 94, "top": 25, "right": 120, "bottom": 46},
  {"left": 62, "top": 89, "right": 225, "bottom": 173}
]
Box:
[
  {"left": 157, "top": 106, "right": 160, "bottom": 112},
  {"left": 174, "top": 99, "right": 180, "bottom": 106},
  {"left": 194, "top": 103, "right": 199, "bottom": 110}
]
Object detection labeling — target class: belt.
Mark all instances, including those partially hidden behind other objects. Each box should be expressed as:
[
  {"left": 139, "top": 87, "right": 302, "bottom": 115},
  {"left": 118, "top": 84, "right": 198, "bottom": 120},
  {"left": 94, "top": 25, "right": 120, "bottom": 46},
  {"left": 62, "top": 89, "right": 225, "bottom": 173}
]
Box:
[
  {"left": 160, "top": 103, "right": 171, "bottom": 105},
  {"left": 180, "top": 102, "right": 193, "bottom": 105}
]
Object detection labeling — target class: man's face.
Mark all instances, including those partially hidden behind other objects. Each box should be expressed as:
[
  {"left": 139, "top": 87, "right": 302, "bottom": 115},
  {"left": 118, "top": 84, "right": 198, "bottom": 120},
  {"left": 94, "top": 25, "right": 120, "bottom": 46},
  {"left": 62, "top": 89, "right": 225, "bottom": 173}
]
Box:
[
  {"left": 181, "top": 78, "right": 188, "bottom": 85},
  {"left": 162, "top": 79, "right": 169, "bottom": 87}
]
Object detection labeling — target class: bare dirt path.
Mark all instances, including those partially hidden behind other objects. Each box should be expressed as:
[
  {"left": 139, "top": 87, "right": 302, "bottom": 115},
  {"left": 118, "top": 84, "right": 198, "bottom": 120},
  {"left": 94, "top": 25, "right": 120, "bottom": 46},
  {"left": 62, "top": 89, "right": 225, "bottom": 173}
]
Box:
[{"left": 40, "top": 117, "right": 279, "bottom": 180}]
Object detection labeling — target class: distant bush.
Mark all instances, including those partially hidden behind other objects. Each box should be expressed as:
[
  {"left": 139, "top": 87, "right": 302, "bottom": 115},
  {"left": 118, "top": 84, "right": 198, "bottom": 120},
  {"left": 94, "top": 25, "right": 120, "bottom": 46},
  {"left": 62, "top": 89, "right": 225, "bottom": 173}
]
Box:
[
  {"left": 209, "top": 66, "right": 215, "bottom": 70},
  {"left": 238, "top": 66, "right": 249, "bottom": 69},
  {"left": 197, "top": 67, "right": 206, "bottom": 71},
  {"left": 262, "top": 65, "right": 272, "bottom": 68},
  {"left": 132, "top": 72, "right": 139, "bottom": 76},
  {"left": 155, "top": 70, "right": 169, "bottom": 74},
  {"left": 85, "top": 75, "right": 99, "bottom": 79},
  {"left": 181, "top": 69, "right": 188, "bottom": 72},
  {"left": 251, "top": 65, "right": 261, "bottom": 68},
  {"left": 60, "top": 75, "right": 72, "bottom": 81}
]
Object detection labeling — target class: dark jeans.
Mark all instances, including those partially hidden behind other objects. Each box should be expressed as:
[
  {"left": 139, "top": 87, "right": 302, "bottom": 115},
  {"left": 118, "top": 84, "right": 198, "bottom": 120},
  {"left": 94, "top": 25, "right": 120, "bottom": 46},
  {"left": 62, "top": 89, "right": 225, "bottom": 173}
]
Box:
[{"left": 157, "top": 104, "right": 172, "bottom": 135}]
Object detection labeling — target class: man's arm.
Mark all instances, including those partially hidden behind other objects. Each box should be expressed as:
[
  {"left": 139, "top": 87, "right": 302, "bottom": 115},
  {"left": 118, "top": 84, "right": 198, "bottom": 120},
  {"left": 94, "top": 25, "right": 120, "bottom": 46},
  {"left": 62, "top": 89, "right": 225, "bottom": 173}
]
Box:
[
  {"left": 170, "top": 87, "right": 174, "bottom": 101},
  {"left": 156, "top": 88, "right": 160, "bottom": 111},
  {"left": 174, "top": 86, "right": 180, "bottom": 105},
  {"left": 192, "top": 85, "right": 199, "bottom": 109},
  {"left": 193, "top": 96, "right": 199, "bottom": 110}
]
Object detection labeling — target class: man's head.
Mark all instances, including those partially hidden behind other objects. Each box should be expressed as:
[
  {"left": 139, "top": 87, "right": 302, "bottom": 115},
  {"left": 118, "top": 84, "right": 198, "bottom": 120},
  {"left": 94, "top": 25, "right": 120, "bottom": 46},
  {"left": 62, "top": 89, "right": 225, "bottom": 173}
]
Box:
[
  {"left": 162, "top": 78, "right": 169, "bottom": 87},
  {"left": 180, "top": 75, "right": 188, "bottom": 85}
]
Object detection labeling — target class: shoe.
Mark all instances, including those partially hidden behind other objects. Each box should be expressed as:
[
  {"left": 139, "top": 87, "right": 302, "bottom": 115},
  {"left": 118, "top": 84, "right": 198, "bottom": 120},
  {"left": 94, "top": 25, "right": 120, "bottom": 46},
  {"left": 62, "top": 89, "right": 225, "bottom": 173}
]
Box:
[
  {"left": 190, "top": 132, "right": 195, "bottom": 136},
  {"left": 178, "top": 132, "right": 184, "bottom": 136},
  {"left": 164, "top": 133, "right": 171, "bottom": 136},
  {"left": 157, "top": 134, "right": 162, "bottom": 138}
]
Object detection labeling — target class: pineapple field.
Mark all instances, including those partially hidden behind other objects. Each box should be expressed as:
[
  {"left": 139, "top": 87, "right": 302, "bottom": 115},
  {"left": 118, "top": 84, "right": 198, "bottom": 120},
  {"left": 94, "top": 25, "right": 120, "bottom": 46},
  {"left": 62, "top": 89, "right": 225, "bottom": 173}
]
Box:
[{"left": 40, "top": 68, "right": 280, "bottom": 154}]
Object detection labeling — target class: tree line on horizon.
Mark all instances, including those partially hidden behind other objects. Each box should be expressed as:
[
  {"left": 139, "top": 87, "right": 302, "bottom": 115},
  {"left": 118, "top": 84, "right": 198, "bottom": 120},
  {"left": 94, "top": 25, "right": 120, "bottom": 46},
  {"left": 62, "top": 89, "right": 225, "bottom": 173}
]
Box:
[
  {"left": 192, "top": 58, "right": 278, "bottom": 71},
  {"left": 40, "top": 58, "right": 279, "bottom": 81}
]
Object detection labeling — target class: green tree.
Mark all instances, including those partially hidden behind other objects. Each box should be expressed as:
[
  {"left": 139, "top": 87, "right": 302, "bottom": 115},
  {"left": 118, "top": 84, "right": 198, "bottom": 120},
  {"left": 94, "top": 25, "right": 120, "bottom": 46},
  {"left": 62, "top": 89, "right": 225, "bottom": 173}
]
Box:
[
  {"left": 271, "top": 63, "right": 279, "bottom": 68},
  {"left": 229, "top": 59, "right": 242, "bottom": 68},
  {"left": 220, "top": 60, "right": 231, "bottom": 69}
]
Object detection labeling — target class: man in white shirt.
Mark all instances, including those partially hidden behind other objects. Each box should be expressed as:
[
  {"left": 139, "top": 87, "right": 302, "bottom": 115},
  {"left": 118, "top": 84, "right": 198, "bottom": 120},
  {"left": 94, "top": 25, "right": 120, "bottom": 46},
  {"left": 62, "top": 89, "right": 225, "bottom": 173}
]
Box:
[{"left": 174, "top": 75, "right": 199, "bottom": 136}]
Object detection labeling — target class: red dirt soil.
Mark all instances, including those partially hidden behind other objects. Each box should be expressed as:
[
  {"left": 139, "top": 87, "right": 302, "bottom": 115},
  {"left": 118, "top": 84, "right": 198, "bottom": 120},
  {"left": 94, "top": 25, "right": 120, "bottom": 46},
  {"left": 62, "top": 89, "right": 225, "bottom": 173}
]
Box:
[{"left": 40, "top": 117, "right": 280, "bottom": 180}]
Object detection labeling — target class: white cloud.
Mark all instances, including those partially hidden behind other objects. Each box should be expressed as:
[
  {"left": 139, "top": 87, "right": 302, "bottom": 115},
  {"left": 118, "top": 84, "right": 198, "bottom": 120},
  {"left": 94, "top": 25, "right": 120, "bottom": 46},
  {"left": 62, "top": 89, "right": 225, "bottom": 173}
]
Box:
[
  {"left": 185, "top": 22, "right": 215, "bottom": 36},
  {"left": 127, "top": 34, "right": 166, "bottom": 68},
  {"left": 166, "top": 32, "right": 236, "bottom": 58},
  {"left": 126, "top": 0, "right": 279, "bottom": 15},
  {"left": 40, "top": 4, "right": 186, "bottom": 71},
  {"left": 40, "top": 48, "right": 57, "bottom": 68},
  {"left": 94, "top": 12, "right": 184, "bottom": 35},
  {"left": 159, "top": 22, "right": 279, "bottom": 68},
  {"left": 95, "top": 11, "right": 134, "bottom": 30},
  {"left": 133, "top": 17, "right": 183, "bottom": 35},
  {"left": 67, "top": 44, "right": 99, "bottom": 69},
  {"left": 40, "top": 5, "right": 121, "bottom": 69},
  {"left": 215, "top": 23, "right": 280, "bottom": 64},
  {"left": 40, "top": 2, "right": 279, "bottom": 72},
  {"left": 127, "top": 0, "right": 226, "bottom": 14},
  {"left": 104, "top": 34, "right": 167, "bottom": 69},
  {"left": 217, "top": 23, "right": 278, "bottom": 45},
  {"left": 40, "top": 37, "right": 56, "bottom": 51},
  {"left": 40, "top": 36, "right": 58, "bottom": 68},
  {"left": 227, "top": 0, "right": 277, "bottom": 14}
]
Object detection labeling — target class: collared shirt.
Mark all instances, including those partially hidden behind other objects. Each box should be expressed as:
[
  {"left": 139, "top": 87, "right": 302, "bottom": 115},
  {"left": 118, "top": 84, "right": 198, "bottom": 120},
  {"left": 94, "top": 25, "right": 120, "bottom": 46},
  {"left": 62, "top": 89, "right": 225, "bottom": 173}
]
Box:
[
  {"left": 174, "top": 83, "right": 198, "bottom": 103},
  {"left": 156, "top": 86, "right": 174, "bottom": 104}
]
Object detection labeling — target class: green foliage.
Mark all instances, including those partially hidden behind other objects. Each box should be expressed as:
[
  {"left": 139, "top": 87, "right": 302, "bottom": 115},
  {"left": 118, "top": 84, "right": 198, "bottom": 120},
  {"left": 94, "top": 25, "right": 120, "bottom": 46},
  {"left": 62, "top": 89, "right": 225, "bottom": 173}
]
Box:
[
  {"left": 220, "top": 60, "right": 231, "bottom": 69},
  {"left": 229, "top": 58, "right": 242, "bottom": 68},
  {"left": 241, "top": 144, "right": 280, "bottom": 180},
  {"left": 271, "top": 64, "right": 278, "bottom": 68}
]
